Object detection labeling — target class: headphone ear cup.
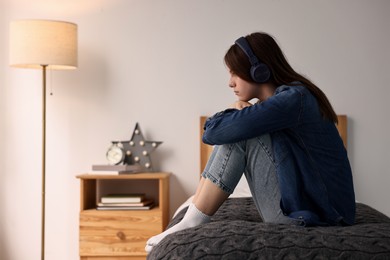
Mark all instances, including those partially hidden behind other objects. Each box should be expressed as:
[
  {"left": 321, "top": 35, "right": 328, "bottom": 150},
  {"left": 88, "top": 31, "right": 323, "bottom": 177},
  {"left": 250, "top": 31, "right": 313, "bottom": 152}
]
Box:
[{"left": 251, "top": 63, "right": 271, "bottom": 83}]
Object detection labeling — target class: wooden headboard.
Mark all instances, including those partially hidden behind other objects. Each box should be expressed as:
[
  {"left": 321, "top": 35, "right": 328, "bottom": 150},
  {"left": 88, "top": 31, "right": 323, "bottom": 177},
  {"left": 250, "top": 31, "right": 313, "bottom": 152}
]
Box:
[{"left": 200, "top": 115, "right": 347, "bottom": 173}]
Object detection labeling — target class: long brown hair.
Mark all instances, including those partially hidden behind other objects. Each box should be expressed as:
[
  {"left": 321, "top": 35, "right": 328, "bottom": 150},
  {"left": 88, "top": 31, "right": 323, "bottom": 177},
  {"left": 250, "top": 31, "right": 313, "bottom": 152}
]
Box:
[{"left": 224, "top": 32, "right": 338, "bottom": 123}]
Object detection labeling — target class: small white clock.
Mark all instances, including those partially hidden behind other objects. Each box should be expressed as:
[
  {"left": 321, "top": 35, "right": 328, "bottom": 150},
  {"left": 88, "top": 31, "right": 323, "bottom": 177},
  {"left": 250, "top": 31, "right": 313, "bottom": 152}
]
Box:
[{"left": 106, "top": 144, "right": 125, "bottom": 165}]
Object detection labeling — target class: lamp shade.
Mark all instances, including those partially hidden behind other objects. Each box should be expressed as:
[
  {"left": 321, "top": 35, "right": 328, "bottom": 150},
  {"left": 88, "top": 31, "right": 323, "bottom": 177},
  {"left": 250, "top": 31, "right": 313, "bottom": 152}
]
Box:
[{"left": 9, "top": 19, "right": 77, "bottom": 70}]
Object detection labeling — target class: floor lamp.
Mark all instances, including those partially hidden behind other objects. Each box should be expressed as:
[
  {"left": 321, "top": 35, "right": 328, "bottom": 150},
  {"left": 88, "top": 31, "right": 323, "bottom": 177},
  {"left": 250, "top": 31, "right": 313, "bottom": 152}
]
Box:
[{"left": 9, "top": 20, "right": 78, "bottom": 260}]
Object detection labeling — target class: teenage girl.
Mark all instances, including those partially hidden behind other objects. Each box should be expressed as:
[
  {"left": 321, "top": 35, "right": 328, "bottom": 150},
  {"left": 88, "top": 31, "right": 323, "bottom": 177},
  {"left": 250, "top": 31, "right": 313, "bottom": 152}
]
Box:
[{"left": 146, "top": 32, "right": 355, "bottom": 253}]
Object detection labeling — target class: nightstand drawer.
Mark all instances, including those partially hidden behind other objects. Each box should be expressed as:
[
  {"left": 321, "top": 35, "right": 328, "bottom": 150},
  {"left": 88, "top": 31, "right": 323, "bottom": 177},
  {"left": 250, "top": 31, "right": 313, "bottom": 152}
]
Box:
[{"left": 80, "top": 209, "right": 162, "bottom": 256}]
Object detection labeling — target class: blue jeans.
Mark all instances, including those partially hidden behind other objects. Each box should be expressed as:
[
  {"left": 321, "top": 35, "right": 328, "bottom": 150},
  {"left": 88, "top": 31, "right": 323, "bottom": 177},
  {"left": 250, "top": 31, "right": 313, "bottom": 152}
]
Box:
[{"left": 202, "top": 134, "right": 296, "bottom": 224}]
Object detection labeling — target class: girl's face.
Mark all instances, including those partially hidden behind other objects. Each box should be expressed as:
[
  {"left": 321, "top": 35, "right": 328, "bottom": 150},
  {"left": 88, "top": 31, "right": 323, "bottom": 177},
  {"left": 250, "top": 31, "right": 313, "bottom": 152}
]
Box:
[{"left": 228, "top": 71, "right": 261, "bottom": 102}]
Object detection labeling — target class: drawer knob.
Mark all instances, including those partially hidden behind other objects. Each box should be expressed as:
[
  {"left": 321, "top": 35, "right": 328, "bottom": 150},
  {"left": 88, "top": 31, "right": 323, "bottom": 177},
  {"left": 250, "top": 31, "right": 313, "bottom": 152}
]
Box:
[{"left": 116, "top": 231, "right": 126, "bottom": 240}]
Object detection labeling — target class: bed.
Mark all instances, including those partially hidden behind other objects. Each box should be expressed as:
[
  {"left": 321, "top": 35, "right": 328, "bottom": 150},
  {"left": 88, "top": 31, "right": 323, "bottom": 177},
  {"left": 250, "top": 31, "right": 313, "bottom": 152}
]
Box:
[{"left": 148, "top": 116, "right": 390, "bottom": 260}]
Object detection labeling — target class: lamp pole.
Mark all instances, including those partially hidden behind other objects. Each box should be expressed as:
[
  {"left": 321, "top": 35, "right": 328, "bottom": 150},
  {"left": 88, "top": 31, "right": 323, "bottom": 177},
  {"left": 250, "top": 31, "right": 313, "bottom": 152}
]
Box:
[{"left": 41, "top": 64, "right": 47, "bottom": 260}]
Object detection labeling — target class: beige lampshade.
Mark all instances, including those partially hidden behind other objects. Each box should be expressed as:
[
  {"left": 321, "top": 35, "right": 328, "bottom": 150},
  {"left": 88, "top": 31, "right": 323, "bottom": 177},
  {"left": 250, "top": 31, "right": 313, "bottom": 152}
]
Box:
[{"left": 9, "top": 19, "right": 78, "bottom": 70}]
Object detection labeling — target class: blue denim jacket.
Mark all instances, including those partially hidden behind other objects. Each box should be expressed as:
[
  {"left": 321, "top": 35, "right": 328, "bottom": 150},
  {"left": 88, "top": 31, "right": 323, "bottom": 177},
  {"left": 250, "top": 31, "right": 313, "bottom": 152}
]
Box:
[{"left": 203, "top": 84, "right": 356, "bottom": 226}]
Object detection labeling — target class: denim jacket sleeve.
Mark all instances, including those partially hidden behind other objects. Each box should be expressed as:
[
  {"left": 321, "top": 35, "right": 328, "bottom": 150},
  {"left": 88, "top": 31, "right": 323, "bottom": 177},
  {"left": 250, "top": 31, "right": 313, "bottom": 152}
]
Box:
[{"left": 202, "top": 85, "right": 304, "bottom": 145}]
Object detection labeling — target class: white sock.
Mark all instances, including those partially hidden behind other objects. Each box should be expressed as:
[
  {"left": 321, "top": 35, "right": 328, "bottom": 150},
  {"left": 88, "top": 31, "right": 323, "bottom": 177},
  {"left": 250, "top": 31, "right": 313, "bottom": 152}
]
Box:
[{"left": 145, "top": 203, "right": 211, "bottom": 253}]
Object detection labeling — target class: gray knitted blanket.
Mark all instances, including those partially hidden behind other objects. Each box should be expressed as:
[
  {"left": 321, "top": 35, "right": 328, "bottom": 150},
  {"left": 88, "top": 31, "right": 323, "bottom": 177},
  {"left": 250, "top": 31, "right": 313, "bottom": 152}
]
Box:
[{"left": 148, "top": 198, "right": 390, "bottom": 260}]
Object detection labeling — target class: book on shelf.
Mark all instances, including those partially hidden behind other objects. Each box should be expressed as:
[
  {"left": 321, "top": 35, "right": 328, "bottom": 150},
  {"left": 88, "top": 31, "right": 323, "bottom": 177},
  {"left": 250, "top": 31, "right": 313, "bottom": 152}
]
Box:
[
  {"left": 97, "top": 203, "right": 155, "bottom": 211},
  {"left": 97, "top": 199, "right": 154, "bottom": 207},
  {"left": 101, "top": 193, "right": 145, "bottom": 203}
]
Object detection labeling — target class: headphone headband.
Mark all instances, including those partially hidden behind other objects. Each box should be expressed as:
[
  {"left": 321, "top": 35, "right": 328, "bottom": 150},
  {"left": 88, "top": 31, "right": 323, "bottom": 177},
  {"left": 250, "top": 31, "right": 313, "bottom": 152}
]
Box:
[
  {"left": 235, "top": 37, "right": 260, "bottom": 66},
  {"left": 234, "top": 36, "right": 270, "bottom": 83}
]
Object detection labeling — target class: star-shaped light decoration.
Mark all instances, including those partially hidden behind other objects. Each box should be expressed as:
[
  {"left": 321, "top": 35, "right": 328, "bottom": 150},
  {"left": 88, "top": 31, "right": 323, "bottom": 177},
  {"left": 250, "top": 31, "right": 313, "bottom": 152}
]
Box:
[{"left": 112, "top": 123, "right": 162, "bottom": 171}]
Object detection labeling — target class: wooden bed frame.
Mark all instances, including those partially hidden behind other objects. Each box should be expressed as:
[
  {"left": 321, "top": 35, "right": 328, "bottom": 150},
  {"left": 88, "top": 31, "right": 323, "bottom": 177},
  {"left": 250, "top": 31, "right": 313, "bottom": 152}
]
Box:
[{"left": 200, "top": 115, "right": 347, "bottom": 173}]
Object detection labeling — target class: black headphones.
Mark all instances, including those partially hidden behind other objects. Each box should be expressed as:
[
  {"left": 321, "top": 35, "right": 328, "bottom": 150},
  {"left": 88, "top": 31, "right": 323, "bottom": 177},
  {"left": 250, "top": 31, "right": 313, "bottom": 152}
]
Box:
[{"left": 235, "top": 37, "right": 271, "bottom": 83}]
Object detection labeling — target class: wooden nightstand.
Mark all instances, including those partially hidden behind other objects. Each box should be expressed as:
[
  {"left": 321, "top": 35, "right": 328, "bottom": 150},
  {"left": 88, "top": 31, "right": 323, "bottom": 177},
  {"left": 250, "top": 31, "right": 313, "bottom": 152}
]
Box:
[{"left": 76, "top": 172, "right": 170, "bottom": 260}]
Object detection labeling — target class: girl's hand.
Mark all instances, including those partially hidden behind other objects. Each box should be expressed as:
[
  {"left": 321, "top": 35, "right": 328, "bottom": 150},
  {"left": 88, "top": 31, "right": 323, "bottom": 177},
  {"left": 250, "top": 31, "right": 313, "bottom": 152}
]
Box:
[{"left": 230, "top": 101, "right": 252, "bottom": 110}]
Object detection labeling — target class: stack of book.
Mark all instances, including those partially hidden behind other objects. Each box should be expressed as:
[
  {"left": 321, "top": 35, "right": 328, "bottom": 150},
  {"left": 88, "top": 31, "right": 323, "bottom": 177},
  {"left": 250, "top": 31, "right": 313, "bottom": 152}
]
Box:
[{"left": 97, "top": 193, "right": 154, "bottom": 210}]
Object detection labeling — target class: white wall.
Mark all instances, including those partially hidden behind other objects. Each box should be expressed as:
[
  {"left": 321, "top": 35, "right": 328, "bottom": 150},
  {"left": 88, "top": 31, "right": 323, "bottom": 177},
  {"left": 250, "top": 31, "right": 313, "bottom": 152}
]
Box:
[
  {"left": 1, "top": 0, "right": 389, "bottom": 259},
  {"left": 0, "top": 1, "right": 7, "bottom": 258}
]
